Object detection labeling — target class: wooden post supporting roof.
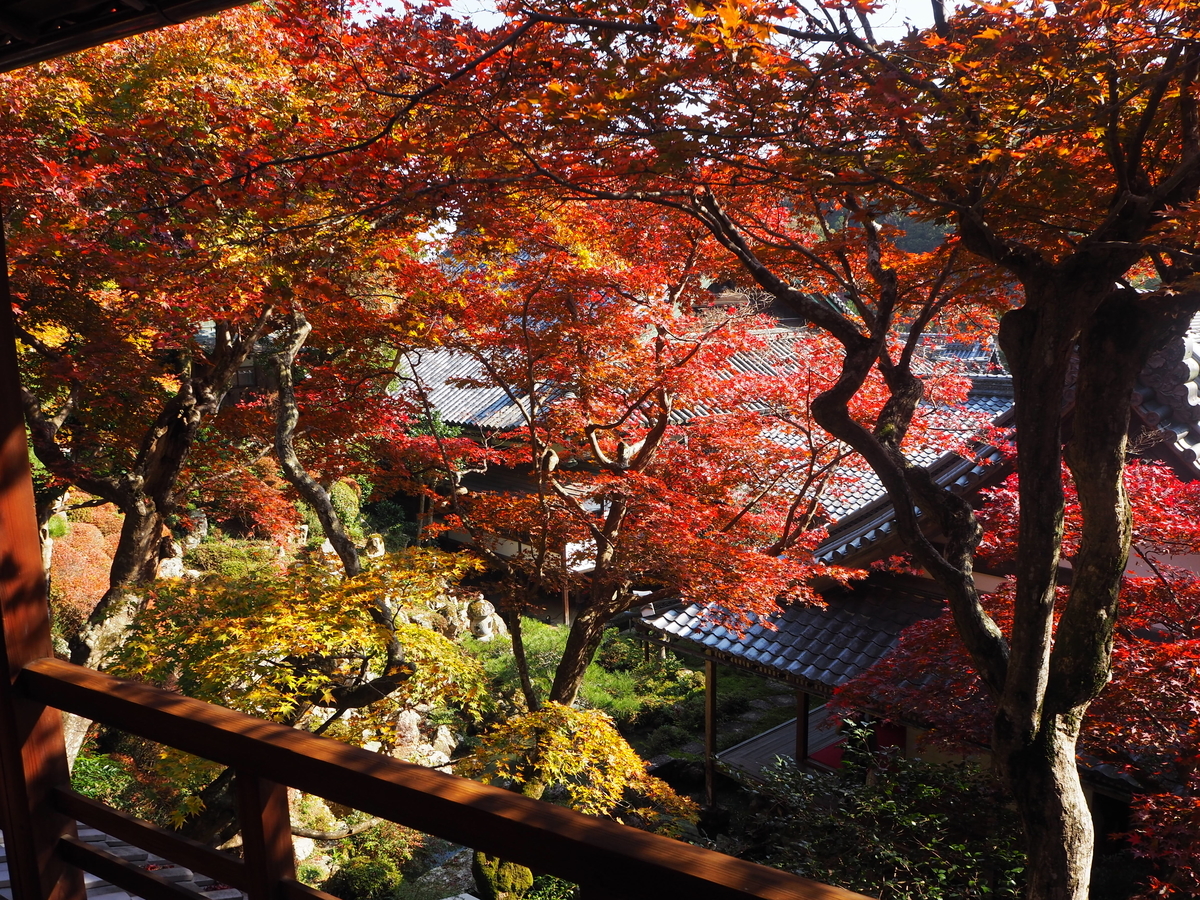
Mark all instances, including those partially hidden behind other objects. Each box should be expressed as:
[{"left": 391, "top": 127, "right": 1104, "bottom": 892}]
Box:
[
  {"left": 795, "top": 690, "right": 810, "bottom": 767},
  {"left": 0, "top": 218, "right": 84, "bottom": 900},
  {"left": 704, "top": 658, "right": 717, "bottom": 809}
]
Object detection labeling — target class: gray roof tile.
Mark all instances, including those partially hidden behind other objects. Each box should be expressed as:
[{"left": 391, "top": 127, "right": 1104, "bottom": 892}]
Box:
[
  {"left": 1132, "top": 313, "right": 1200, "bottom": 477},
  {"left": 644, "top": 581, "right": 943, "bottom": 690}
]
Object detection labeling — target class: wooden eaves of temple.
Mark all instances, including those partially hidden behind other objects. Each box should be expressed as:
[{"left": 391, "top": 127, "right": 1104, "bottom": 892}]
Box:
[
  {"left": 0, "top": 1, "right": 252, "bottom": 72},
  {"left": 0, "top": 7, "right": 872, "bottom": 900}
]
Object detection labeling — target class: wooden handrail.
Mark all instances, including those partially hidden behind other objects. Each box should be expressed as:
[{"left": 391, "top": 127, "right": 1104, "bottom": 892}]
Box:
[{"left": 19, "top": 657, "right": 873, "bottom": 900}]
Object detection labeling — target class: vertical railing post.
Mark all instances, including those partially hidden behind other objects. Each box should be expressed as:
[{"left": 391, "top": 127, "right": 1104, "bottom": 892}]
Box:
[
  {"left": 237, "top": 772, "right": 295, "bottom": 900},
  {"left": 0, "top": 215, "right": 83, "bottom": 900}
]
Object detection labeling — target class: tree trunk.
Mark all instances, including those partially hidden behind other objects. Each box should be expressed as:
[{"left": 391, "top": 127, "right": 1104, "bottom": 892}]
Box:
[
  {"left": 62, "top": 596, "right": 139, "bottom": 766},
  {"left": 989, "top": 280, "right": 1191, "bottom": 900},
  {"left": 548, "top": 591, "right": 624, "bottom": 705},
  {"left": 506, "top": 610, "right": 541, "bottom": 711},
  {"left": 994, "top": 717, "right": 1093, "bottom": 900},
  {"left": 273, "top": 304, "right": 361, "bottom": 578},
  {"left": 24, "top": 312, "right": 273, "bottom": 767},
  {"left": 796, "top": 258, "right": 1194, "bottom": 900},
  {"left": 25, "top": 309, "right": 272, "bottom": 643},
  {"left": 35, "top": 484, "right": 68, "bottom": 579}
]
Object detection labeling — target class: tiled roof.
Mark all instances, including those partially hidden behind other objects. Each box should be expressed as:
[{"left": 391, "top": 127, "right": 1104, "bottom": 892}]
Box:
[
  {"left": 398, "top": 349, "right": 559, "bottom": 431},
  {"left": 407, "top": 337, "right": 1018, "bottom": 562},
  {"left": 814, "top": 376, "right": 1014, "bottom": 530},
  {"left": 818, "top": 447, "right": 942, "bottom": 524},
  {"left": 913, "top": 334, "right": 1007, "bottom": 375},
  {"left": 813, "top": 317, "right": 1200, "bottom": 569},
  {"left": 643, "top": 583, "right": 943, "bottom": 693},
  {"left": 1132, "top": 313, "right": 1200, "bottom": 476},
  {"left": 408, "top": 332, "right": 1014, "bottom": 448},
  {"left": 815, "top": 440, "right": 1011, "bottom": 566},
  {"left": 402, "top": 334, "right": 817, "bottom": 430}
]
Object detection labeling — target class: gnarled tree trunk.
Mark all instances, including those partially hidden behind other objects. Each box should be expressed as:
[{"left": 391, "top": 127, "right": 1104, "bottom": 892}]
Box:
[
  {"left": 22, "top": 310, "right": 273, "bottom": 765},
  {"left": 273, "top": 303, "right": 362, "bottom": 578}
]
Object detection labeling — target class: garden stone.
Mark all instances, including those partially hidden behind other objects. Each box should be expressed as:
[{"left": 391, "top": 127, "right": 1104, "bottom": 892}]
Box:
[
  {"left": 394, "top": 709, "right": 422, "bottom": 753},
  {"left": 156, "top": 538, "right": 185, "bottom": 580},
  {"left": 471, "top": 852, "right": 530, "bottom": 900},
  {"left": 292, "top": 837, "right": 315, "bottom": 861},
  {"left": 432, "top": 725, "right": 457, "bottom": 758},
  {"left": 408, "top": 849, "right": 476, "bottom": 899},
  {"left": 180, "top": 510, "right": 208, "bottom": 550}
]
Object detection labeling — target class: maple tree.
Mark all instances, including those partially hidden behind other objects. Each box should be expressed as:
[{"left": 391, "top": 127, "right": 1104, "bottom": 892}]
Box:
[
  {"left": 318, "top": 1, "right": 1200, "bottom": 896},
  {"left": 460, "top": 702, "right": 698, "bottom": 899},
  {"left": 9, "top": 0, "right": 1197, "bottom": 894},
  {"left": 393, "top": 197, "right": 914, "bottom": 707},
  {"left": 268, "top": 260, "right": 431, "bottom": 578},
  {"left": 0, "top": 1, "right": 443, "bottom": 685},
  {"left": 112, "top": 547, "right": 490, "bottom": 842},
  {"left": 836, "top": 461, "right": 1200, "bottom": 898},
  {"left": 0, "top": 6, "right": 304, "bottom": 671}
]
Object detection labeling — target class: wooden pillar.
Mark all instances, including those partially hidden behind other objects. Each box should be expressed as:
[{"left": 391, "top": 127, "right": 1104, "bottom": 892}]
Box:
[
  {"left": 414, "top": 493, "right": 426, "bottom": 545},
  {"left": 704, "top": 658, "right": 717, "bottom": 808},
  {"left": 795, "top": 690, "right": 810, "bottom": 767},
  {"left": 0, "top": 217, "right": 83, "bottom": 900},
  {"left": 560, "top": 540, "right": 571, "bottom": 627},
  {"left": 237, "top": 774, "right": 295, "bottom": 900}
]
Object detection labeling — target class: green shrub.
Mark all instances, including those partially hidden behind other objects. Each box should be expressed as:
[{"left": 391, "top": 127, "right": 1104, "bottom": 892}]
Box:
[
  {"left": 525, "top": 875, "right": 578, "bottom": 900},
  {"left": 296, "top": 862, "right": 328, "bottom": 888},
  {"left": 340, "top": 820, "right": 423, "bottom": 866},
  {"left": 363, "top": 498, "right": 413, "bottom": 552},
  {"left": 72, "top": 752, "right": 134, "bottom": 804},
  {"left": 465, "top": 622, "right": 703, "bottom": 726},
  {"left": 642, "top": 724, "right": 694, "bottom": 757},
  {"left": 322, "top": 820, "right": 423, "bottom": 900},
  {"left": 299, "top": 480, "right": 367, "bottom": 548},
  {"left": 184, "top": 537, "right": 279, "bottom": 579},
  {"left": 323, "top": 857, "right": 402, "bottom": 900},
  {"left": 69, "top": 741, "right": 170, "bottom": 823},
  {"left": 745, "top": 736, "right": 1025, "bottom": 899},
  {"left": 46, "top": 514, "right": 69, "bottom": 539},
  {"left": 595, "top": 630, "right": 646, "bottom": 671},
  {"left": 331, "top": 480, "right": 366, "bottom": 543}
]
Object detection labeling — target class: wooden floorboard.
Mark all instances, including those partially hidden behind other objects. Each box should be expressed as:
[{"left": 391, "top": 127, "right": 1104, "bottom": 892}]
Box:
[{"left": 717, "top": 705, "right": 841, "bottom": 778}]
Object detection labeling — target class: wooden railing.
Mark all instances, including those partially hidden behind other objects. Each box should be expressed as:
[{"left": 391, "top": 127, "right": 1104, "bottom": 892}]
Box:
[{"left": 10, "top": 657, "right": 870, "bottom": 900}]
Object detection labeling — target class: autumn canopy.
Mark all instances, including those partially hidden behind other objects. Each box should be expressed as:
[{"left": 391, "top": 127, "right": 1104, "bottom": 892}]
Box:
[{"left": 4, "top": 1, "right": 1200, "bottom": 899}]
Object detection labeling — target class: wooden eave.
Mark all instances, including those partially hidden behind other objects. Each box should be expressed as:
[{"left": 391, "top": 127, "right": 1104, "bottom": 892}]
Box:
[{"left": 0, "top": 0, "right": 253, "bottom": 73}]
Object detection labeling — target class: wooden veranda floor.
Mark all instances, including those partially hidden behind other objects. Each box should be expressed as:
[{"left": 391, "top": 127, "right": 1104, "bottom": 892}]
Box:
[{"left": 717, "top": 704, "right": 843, "bottom": 779}]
